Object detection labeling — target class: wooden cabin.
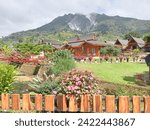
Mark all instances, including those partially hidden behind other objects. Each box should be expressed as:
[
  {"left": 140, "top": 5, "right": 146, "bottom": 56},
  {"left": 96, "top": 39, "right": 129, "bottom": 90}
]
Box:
[
  {"left": 114, "top": 39, "right": 128, "bottom": 49},
  {"left": 39, "top": 39, "right": 62, "bottom": 50},
  {"left": 124, "top": 36, "right": 144, "bottom": 51},
  {"left": 62, "top": 40, "right": 107, "bottom": 58}
]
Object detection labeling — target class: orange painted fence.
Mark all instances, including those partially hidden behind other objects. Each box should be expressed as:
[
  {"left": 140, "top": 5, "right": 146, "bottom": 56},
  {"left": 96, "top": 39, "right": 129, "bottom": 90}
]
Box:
[{"left": 0, "top": 94, "right": 150, "bottom": 113}]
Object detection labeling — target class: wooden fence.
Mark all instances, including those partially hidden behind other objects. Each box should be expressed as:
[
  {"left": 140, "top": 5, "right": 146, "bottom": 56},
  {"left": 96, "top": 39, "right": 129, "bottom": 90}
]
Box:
[{"left": 0, "top": 94, "right": 150, "bottom": 113}]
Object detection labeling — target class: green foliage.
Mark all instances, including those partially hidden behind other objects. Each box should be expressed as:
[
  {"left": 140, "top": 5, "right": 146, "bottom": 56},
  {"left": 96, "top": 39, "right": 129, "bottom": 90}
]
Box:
[
  {"left": 115, "top": 86, "right": 145, "bottom": 97},
  {"left": 50, "top": 50, "right": 75, "bottom": 75},
  {"left": 143, "top": 33, "right": 150, "bottom": 42},
  {"left": 0, "top": 63, "right": 16, "bottom": 94},
  {"left": 0, "top": 39, "right": 4, "bottom": 47},
  {"left": 113, "top": 47, "right": 122, "bottom": 56},
  {"left": 15, "top": 43, "right": 53, "bottom": 56},
  {"left": 124, "top": 32, "right": 141, "bottom": 39},
  {"left": 132, "top": 49, "right": 141, "bottom": 56},
  {"left": 29, "top": 76, "right": 61, "bottom": 95},
  {"left": 100, "top": 46, "right": 121, "bottom": 56},
  {"left": 2, "top": 44, "right": 13, "bottom": 56}
]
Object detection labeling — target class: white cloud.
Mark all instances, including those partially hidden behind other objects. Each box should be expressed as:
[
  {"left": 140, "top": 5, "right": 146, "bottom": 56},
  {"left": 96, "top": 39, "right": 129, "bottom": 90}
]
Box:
[{"left": 0, "top": 0, "right": 150, "bottom": 37}]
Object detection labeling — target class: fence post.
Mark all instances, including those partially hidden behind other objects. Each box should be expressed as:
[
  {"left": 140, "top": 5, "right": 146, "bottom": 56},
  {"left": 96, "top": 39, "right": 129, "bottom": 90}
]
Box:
[
  {"left": 35, "top": 94, "right": 42, "bottom": 112},
  {"left": 132, "top": 96, "right": 141, "bottom": 113},
  {"left": 106, "top": 95, "right": 115, "bottom": 113},
  {"left": 69, "top": 95, "right": 78, "bottom": 112},
  {"left": 93, "top": 95, "right": 102, "bottom": 112},
  {"left": 45, "top": 95, "right": 55, "bottom": 112},
  {"left": 144, "top": 97, "right": 150, "bottom": 113},
  {"left": 57, "top": 95, "right": 67, "bottom": 112},
  {"left": 80, "top": 95, "right": 90, "bottom": 112},
  {"left": 22, "top": 94, "right": 32, "bottom": 111},
  {"left": 1, "top": 94, "right": 9, "bottom": 111},
  {"left": 12, "top": 94, "right": 20, "bottom": 111},
  {"left": 119, "top": 96, "right": 130, "bottom": 113}
]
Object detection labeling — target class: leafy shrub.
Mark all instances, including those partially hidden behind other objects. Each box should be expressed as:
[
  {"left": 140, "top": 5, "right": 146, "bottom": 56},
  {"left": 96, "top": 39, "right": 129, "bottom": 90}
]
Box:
[
  {"left": 0, "top": 63, "right": 16, "bottom": 94},
  {"left": 29, "top": 75, "right": 61, "bottom": 95},
  {"left": 115, "top": 86, "right": 144, "bottom": 97},
  {"left": 143, "top": 33, "right": 150, "bottom": 42},
  {"left": 60, "top": 69, "right": 105, "bottom": 101},
  {"left": 50, "top": 50, "right": 75, "bottom": 75},
  {"left": 100, "top": 46, "right": 121, "bottom": 56}
]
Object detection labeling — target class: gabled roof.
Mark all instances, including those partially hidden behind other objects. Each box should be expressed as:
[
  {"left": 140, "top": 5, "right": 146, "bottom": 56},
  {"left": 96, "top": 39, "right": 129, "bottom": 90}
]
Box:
[
  {"left": 115, "top": 39, "right": 128, "bottom": 46},
  {"left": 128, "top": 36, "right": 145, "bottom": 48},
  {"left": 68, "top": 34, "right": 97, "bottom": 43},
  {"left": 63, "top": 40, "right": 107, "bottom": 48},
  {"left": 131, "top": 37, "right": 144, "bottom": 48},
  {"left": 68, "top": 41, "right": 85, "bottom": 47},
  {"left": 86, "top": 41, "right": 107, "bottom": 46},
  {"left": 106, "top": 41, "right": 115, "bottom": 45},
  {"left": 40, "top": 39, "right": 62, "bottom": 49}
]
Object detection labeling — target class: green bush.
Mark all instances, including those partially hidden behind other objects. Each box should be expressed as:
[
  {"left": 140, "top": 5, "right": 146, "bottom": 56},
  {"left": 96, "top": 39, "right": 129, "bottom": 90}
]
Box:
[
  {"left": 29, "top": 76, "right": 61, "bottom": 95},
  {"left": 50, "top": 50, "right": 75, "bottom": 75},
  {"left": 0, "top": 63, "right": 16, "bottom": 94},
  {"left": 143, "top": 33, "right": 150, "bottom": 42},
  {"left": 100, "top": 46, "right": 121, "bottom": 56}
]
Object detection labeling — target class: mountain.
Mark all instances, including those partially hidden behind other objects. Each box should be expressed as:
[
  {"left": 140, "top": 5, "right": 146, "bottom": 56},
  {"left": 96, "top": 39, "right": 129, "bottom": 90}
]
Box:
[{"left": 3, "top": 13, "right": 150, "bottom": 41}]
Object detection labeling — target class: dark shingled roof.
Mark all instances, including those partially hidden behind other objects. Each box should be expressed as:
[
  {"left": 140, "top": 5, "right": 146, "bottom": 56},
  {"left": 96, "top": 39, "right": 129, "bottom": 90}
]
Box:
[
  {"left": 115, "top": 39, "right": 128, "bottom": 46},
  {"left": 86, "top": 41, "right": 107, "bottom": 46},
  {"left": 40, "top": 39, "right": 62, "bottom": 49},
  {"left": 131, "top": 37, "right": 145, "bottom": 48},
  {"left": 68, "top": 41, "right": 84, "bottom": 47}
]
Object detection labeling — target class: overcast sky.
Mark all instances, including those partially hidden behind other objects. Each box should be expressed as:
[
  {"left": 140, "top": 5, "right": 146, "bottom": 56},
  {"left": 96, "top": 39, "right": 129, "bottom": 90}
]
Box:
[{"left": 0, "top": 0, "right": 150, "bottom": 38}]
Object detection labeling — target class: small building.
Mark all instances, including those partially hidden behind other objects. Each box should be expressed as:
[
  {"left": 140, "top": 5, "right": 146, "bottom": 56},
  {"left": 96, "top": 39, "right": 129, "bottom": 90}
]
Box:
[
  {"left": 62, "top": 39, "right": 107, "bottom": 58},
  {"left": 114, "top": 39, "right": 128, "bottom": 49},
  {"left": 39, "top": 39, "right": 62, "bottom": 50},
  {"left": 125, "top": 36, "right": 145, "bottom": 51}
]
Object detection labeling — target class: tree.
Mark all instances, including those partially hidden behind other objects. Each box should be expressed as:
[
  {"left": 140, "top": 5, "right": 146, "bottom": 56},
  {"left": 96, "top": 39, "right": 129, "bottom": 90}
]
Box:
[
  {"left": 0, "top": 63, "right": 16, "bottom": 93},
  {"left": 113, "top": 47, "right": 121, "bottom": 56},
  {"left": 143, "top": 33, "right": 150, "bottom": 43},
  {"left": 15, "top": 43, "right": 53, "bottom": 57},
  {"left": 100, "top": 47, "right": 107, "bottom": 55},
  {"left": 100, "top": 46, "right": 121, "bottom": 56},
  {"left": 50, "top": 50, "right": 75, "bottom": 75},
  {"left": 124, "top": 32, "right": 141, "bottom": 39}
]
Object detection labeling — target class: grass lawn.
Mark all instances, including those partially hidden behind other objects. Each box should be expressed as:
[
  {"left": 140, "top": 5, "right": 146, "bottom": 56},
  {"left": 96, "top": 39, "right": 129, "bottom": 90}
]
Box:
[{"left": 77, "top": 62, "right": 148, "bottom": 86}]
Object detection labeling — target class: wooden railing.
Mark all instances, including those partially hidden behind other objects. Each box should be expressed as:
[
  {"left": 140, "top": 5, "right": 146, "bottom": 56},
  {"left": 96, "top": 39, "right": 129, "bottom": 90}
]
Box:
[{"left": 0, "top": 94, "right": 150, "bottom": 113}]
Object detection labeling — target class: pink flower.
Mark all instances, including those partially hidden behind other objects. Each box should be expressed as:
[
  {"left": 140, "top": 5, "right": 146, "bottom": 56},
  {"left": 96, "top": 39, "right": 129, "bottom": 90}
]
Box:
[
  {"left": 88, "top": 85, "right": 93, "bottom": 89},
  {"left": 76, "top": 81, "right": 82, "bottom": 85},
  {"left": 74, "top": 86, "right": 78, "bottom": 89},
  {"left": 67, "top": 86, "right": 78, "bottom": 91},
  {"left": 76, "top": 77, "right": 80, "bottom": 81},
  {"left": 77, "top": 91, "right": 80, "bottom": 94},
  {"left": 67, "top": 86, "right": 72, "bottom": 90}
]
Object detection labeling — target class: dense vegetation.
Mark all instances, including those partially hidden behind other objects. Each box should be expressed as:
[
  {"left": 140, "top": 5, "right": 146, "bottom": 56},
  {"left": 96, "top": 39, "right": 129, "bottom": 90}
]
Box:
[
  {"left": 0, "top": 63, "right": 16, "bottom": 94},
  {"left": 143, "top": 33, "right": 150, "bottom": 42},
  {"left": 100, "top": 46, "right": 121, "bottom": 56}
]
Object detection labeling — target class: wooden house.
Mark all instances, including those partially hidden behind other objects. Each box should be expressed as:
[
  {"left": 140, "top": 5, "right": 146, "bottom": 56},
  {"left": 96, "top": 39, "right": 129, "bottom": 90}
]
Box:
[
  {"left": 114, "top": 39, "right": 128, "bottom": 49},
  {"left": 62, "top": 39, "right": 107, "bottom": 58},
  {"left": 124, "top": 36, "right": 145, "bottom": 51},
  {"left": 39, "top": 39, "right": 62, "bottom": 49}
]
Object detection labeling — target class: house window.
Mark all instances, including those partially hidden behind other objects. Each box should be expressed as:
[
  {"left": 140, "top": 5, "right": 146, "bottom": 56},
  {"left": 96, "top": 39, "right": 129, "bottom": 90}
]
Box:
[{"left": 92, "top": 48, "right": 96, "bottom": 55}]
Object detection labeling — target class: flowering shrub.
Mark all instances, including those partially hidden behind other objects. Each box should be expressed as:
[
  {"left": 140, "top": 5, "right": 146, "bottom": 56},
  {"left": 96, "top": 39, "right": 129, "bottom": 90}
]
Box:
[{"left": 60, "top": 69, "right": 105, "bottom": 100}]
